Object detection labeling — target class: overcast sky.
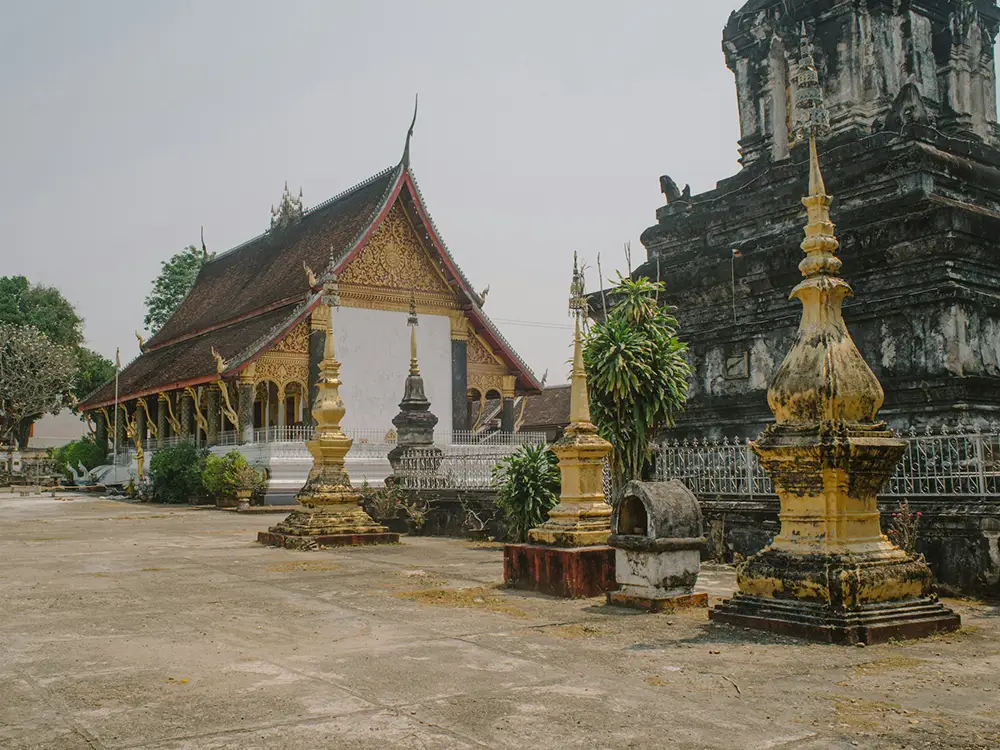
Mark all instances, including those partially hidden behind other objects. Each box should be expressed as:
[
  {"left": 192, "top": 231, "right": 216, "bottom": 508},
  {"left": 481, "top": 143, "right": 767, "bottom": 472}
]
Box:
[{"left": 1, "top": 0, "right": 742, "bottom": 386}]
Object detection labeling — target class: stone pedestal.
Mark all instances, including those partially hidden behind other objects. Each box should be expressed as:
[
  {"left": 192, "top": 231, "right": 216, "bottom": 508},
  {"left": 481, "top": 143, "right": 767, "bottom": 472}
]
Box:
[{"left": 504, "top": 544, "right": 615, "bottom": 599}]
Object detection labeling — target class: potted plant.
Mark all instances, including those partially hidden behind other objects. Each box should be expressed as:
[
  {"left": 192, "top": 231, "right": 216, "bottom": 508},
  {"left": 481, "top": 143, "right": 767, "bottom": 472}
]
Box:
[{"left": 231, "top": 463, "right": 264, "bottom": 512}]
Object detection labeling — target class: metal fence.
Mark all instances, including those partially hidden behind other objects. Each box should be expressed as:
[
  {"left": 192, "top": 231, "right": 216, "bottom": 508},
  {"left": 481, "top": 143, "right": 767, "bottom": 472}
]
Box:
[{"left": 655, "top": 426, "right": 1000, "bottom": 499}]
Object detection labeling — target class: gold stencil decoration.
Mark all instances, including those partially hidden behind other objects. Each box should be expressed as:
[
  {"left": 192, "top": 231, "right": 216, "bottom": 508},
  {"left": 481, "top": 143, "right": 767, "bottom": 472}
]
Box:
[
  {"left": 273, "top": 321, "right": 310, "bottom": 354},
  {"left": 340, "top": 204, "right": 452, "bottom": 294},
  {"left": 468, "top": 333, "right": 502, "bottom": 366}
]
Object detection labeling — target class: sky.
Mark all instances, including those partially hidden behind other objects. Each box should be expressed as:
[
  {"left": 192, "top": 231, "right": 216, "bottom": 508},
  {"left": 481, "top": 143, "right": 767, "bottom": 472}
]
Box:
[{"left": 0, "top": 0, "right": 742, "bottom": 386}]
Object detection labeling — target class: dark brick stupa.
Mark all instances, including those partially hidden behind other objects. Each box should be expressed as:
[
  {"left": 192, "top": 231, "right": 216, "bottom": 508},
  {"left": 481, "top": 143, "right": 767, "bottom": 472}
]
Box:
[
  {"left": 388, "top": 299, "right": 440, "bottom": 474},
  {"left": 626, "top": 0, "right": 1000, "bottom": 439}
]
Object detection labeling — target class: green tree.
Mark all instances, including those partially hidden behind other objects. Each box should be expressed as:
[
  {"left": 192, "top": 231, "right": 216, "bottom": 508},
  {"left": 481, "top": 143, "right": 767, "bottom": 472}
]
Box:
[
  {"left": 0, "top": 323, "right": 76, "bottom": 454},
  {"left": 491, "top": 443, "right": 561, "bottom": 543},
  {"left": 584, "top": 273, "right": 691, "bottom": 499},
  {"left": 148, "top": 441, "right": 208, "bottom": 504},
  {"left": 0, "top": 276, "right": 83, "bottom": 348},
  {"left": 73, "top": 347, "right": 115, "bottom": 404},
  {"left": 144, "top": 246, "right": 207, "bottom": 334},
  {"left": 51, "top": 436, "right": 106, "bottom": 476}
]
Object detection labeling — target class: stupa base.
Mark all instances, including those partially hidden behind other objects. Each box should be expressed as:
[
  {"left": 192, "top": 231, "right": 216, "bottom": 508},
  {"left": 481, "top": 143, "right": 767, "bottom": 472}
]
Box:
[
  {"left": 709, "top": 594, "right": 960, "bottom": 645},
  {"left": 504, "top": 543, "right": 615, "bottom": 598},
  {"left": 607, "top": 590, "right": 708, "bottom": 613},
  {"left": 256, "top": 530, "right": 399, "bottom": 550}
]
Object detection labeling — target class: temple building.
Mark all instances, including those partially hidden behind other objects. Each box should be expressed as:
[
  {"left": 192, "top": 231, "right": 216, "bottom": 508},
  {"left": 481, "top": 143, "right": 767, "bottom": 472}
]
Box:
[
  {"left": 620, "top": 0, "right": 1000, "bottom": 438},
  {"left": 79, "top": 136, "right": 541, "bottom": 487}
]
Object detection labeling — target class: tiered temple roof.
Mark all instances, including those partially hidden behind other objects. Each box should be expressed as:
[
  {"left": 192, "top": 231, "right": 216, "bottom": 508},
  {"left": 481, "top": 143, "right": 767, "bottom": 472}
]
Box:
[{"left": 81, "top": 160, "right": 541, "bottom": 409}]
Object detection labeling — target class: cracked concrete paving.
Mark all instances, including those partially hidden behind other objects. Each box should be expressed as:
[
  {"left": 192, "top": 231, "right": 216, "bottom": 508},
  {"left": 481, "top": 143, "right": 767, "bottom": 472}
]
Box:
[{"left": 1, "top": 493, "right": 998, "bottom": 750}]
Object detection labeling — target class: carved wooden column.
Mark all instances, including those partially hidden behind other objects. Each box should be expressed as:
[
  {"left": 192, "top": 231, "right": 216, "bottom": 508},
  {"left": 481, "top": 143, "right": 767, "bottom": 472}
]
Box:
[
  {"left": 501, "top": 375, "right": 516, "bottom": 433},
  {"left": 180, "top": 392, "right": 193, "bottom": 441},
  {"left": 156, "top": 398, "right": 167, "bottom": 448},
  {"left": 238, "top": 379, "right": 254, "bottom": 444},
  {"left": 308, "top": 309, "right": 327, "bottom": 427},
  {"left": 450, "top": 312, "right": 469, "bottom": 435},
  {"left": 94, "top": 413, "right": 108, "bottom": 457},
  {"left": 205, "top": 386, "right": 220, "bottom": 447},
  {"left": 135, "top": 403, "right": 146, "bottom": 448}
]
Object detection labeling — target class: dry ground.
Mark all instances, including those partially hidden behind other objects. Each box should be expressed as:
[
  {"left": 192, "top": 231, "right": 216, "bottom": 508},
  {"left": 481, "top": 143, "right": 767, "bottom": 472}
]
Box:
[{"left": 1, "top": 492, "right": 998, "bottom": 749}]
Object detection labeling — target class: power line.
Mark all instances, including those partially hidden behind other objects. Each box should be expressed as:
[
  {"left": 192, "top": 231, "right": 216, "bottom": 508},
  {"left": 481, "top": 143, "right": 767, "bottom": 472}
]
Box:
[{"left": 492, "top": 318, "right": 575, "bottom": 331}]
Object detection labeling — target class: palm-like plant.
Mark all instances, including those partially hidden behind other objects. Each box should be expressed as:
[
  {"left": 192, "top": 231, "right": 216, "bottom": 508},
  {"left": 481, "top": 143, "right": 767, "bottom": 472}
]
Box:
[
  {"left": 491, "top": 443, "right": 561, "bottom": 543},
  {"left": 584, "top": 273, "right": 691, "bottom": 499}
]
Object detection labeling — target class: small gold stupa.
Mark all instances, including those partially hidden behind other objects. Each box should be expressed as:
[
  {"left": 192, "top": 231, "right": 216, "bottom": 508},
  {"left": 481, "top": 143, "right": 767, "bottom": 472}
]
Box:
[{"left": 258, "top": 281, "right": 398, "bottom": 549}]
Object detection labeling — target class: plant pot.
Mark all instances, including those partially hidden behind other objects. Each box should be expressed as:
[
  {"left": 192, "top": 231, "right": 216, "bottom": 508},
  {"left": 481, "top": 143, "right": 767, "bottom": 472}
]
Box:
[
  {"left": 235, "top": 490, "right": 252, "bottom": 512},
  {"left": 465, "top": 529, "right": 491, "bottom": 542}
]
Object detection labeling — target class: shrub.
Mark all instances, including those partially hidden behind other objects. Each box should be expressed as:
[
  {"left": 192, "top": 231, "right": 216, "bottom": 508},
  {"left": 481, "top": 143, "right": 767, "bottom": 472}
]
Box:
[
  {"left": 360, "top": 479, "right": 405, "bottom": 520},
  {"left": 148, "top": 441, "right": 207, "bottom": 504},
  {"left": 202, "top": 450, "right": 265, "bottom": 504},
  {"left": 491, "top": 443, "right": 561, "bottom": 543},
  {"left": 886, "top": 499, "right": 922, "bottom": 555},
  {"left": 51, "top": 436, "right": 106, "bottom": 477}
]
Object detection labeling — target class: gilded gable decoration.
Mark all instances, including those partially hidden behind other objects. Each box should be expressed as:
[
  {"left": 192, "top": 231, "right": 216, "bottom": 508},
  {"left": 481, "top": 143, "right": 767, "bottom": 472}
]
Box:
[
  {"left": 273, "top": 322, "right": 310, "bottom": 354},
  {"left": 468, "top": 332, "right": 503, "bottom": 367},
  {"left": 341, "top": 204, "right": 450, "bottom": 292}
]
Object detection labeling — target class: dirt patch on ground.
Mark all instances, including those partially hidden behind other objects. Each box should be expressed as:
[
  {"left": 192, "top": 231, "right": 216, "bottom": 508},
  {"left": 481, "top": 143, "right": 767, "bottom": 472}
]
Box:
[
  {"left": 265, "top": 560, "right": 342, "bottom": 573},
  {"left": 395, "top": 585, "right": 527, "bottom": 618}
]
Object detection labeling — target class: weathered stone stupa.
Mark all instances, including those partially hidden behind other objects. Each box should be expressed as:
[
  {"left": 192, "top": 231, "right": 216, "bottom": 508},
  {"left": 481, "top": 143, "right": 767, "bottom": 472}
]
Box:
[
  {"left": 504, "top": 255, "right": 616, "bottom": 598},
  {"left": 709, "top": 47, "right": 961, "bottom": 642},
  {"left": 387, "top": 297, "right": 440, "bottom": 475},
  {"left": 258, "top": 282, "right": 399, "bottom": 549}
]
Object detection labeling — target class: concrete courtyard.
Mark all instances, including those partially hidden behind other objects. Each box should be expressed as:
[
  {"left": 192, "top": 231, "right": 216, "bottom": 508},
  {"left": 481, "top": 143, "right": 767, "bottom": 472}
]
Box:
[{"left": 1, "top": 493, "right": 999, "bottom": 750}]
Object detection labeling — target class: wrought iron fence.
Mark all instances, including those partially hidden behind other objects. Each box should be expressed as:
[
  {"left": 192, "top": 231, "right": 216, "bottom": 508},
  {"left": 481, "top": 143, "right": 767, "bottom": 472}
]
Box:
[{"left": 655, "top": 426, "right": 1000, "bottom": 499}]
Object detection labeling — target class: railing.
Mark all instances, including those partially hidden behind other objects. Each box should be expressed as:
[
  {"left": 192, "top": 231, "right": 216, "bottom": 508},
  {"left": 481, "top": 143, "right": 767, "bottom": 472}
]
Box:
[
  {"left": 655, "top": 426, "right": 1000, "bottom": 499},
  {"left": 396, "top": 448, "right": 503, "bottom": 490},
  {"left": 254, "top": 425, "right": 313, "bottom": 443}
]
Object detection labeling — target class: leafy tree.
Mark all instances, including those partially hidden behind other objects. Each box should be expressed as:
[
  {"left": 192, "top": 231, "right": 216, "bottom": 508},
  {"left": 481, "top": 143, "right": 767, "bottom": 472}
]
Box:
[
  {"left": 144, "top": 246, "right": 207, "bottom": 334},
  {"left": 74, "top": 347, "right": 115, "bottom": 404},
  {"left": 491, "top": 443, "right": 561, "bottom": 543},
  {"left": 148, "top": 441, "right": 208, "bottom": 504},
  {"left": 584, "top": 273, "right": 691, "bottom": 499},
  {"left": 51, "top": 436, "right": 106, "bottom": 476},
  {"left": 0, "top": 323, "right": 76, "bottom": 454},
  {"left": 0, "top": 276, "right": 83, "bottom": 348}
]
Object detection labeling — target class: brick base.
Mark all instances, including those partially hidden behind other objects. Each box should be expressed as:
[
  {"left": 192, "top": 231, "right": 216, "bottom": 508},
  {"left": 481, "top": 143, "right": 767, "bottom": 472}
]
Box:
[
  {"left": 503, "top": 543, "right": 615, "bottom": 598},
  {"left": 709, "top": 594, "right": 961, "bottom": 645},
  {"left": 256, "top": 531, "right": 400, "bottom": 550},
  {"left": 606, "top": 590, "right": 708, "bottom": 613}
]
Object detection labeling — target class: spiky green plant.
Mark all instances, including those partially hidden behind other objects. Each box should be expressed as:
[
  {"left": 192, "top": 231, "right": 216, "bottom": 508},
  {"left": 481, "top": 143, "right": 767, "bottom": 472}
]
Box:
[
  {"left": 584, "top": 273, "right": 691, "bottom": 499},
  {"left": 491, "top": 443, "right": 561, "bottom": 543}
]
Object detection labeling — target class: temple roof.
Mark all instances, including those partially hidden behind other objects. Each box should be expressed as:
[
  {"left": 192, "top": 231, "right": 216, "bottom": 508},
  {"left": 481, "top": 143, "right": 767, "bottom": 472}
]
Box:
[
  {"left": 519, "top": 385, "right": 571, "bottom": 431},
  {"left": 80, "top": 158, "right": 542, "bottom": 409}
]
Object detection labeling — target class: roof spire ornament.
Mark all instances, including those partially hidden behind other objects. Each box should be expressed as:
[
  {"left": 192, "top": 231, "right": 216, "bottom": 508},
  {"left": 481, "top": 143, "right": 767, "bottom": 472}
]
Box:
[
  {"left": 270, "top": 182, "right": 304, "bottom": 230},
  {"left": 401, "top": 94, "right": 419, "bottom": 168}
]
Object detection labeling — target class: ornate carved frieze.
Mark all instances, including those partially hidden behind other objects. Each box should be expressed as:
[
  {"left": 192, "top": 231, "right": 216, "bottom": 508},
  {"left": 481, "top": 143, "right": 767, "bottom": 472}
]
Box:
[
  {"left": 273, "top": 322, "right": 310, "bottom": 354},
  {"left": 339, "top": 203, "right": 458, "bottom": 314},
  {"left": 468, "top": 332, "right": 503, "bottom": 367},
  {"left": 468, "top": 372, "right": 504, "bottom": 397}
]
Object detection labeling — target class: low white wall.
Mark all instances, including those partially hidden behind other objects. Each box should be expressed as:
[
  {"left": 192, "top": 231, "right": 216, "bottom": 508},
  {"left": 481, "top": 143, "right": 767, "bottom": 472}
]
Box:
[{"left": 333, "top": 306, "right": 452, "bottom": 433}]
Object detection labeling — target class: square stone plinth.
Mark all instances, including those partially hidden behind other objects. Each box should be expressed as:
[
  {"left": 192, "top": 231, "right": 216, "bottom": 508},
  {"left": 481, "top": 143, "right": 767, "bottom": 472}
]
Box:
[
  {"left": 503, "top": 543, "right": 615, "bottom": 598},
  {"left": 257, "top": 531, "right": 400, "bottom": 550},
  {"left": 606, "top": 590, "right": 708, "bottom": 613},
  {"left": 709, "top": 594, "right": 961, "bottom": 645}
]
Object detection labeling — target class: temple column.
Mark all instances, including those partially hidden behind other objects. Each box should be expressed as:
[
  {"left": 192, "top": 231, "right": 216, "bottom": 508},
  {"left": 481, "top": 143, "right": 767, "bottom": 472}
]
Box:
[
  {"left": 238, "top": 379, "right": 254, "bottom": 444},
  {"left": 114, "top": 406, "right": 127, "bottom": 459},
  {"left": 205, "top": 386, "right": 220, "bottom": 447},
  {"left": 450, "top": 313, "right": 469, "bottom": 435},
  {"left": 276, "top": 384, "right": 287, "bottom": 432},
  {"left": 156, "top": 397, "right": 166, "bottom": 448},
  {"left": 308, "top": 309, "right": 327, "bottom": 427},
  {"left": 94, "top": 413, "right": 108, "bottom": 458},
  {"left": 135, "top": 403, "right": 146, "bottom": 448},
  {"left": 501, "top": 375, "right": 517, "bottom": 433},
  {"left": 180, "top": 392, "right": 193, "bottom": 441}
]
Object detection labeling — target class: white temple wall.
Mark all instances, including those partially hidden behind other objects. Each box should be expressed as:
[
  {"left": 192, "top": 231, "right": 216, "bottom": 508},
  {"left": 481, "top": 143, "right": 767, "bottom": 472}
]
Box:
[{"left": 332, "top": 306, "right": 453, "bottom": 433}]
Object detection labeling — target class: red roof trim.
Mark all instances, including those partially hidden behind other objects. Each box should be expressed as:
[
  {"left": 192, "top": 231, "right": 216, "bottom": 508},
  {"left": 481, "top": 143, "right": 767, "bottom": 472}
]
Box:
[{"left": 80, "top": 373, "right": 224, "bottom": 411}]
